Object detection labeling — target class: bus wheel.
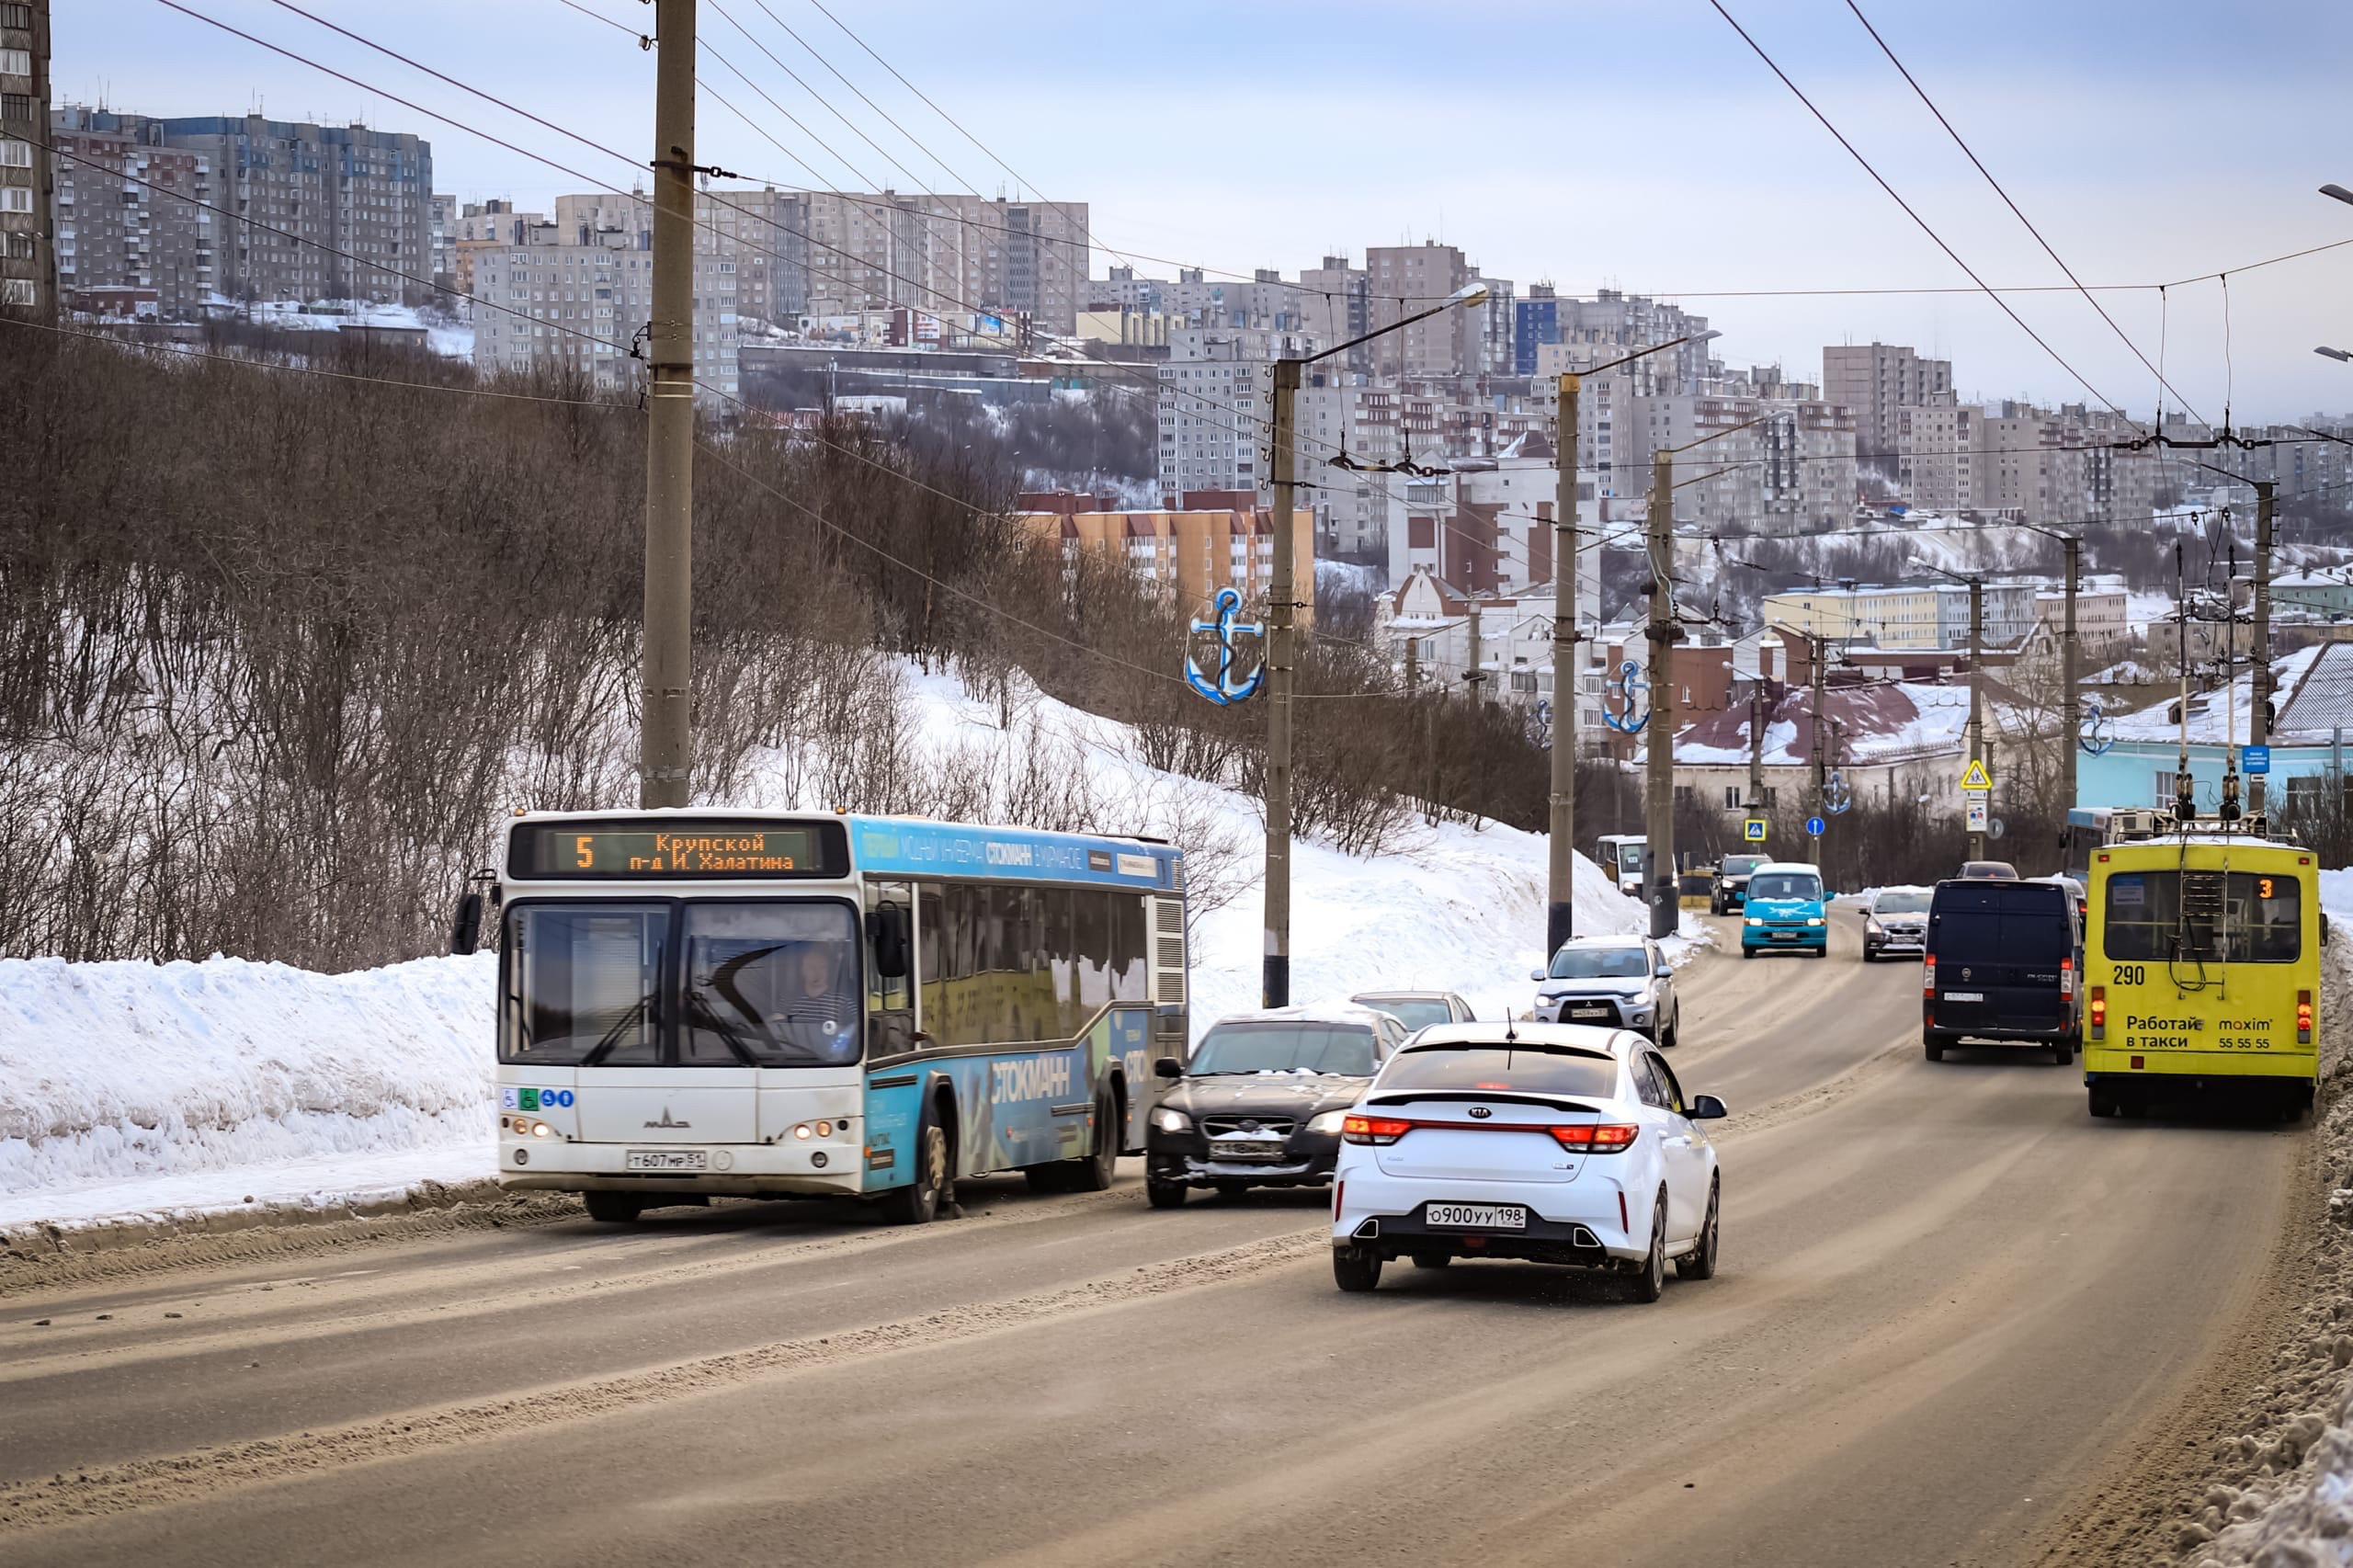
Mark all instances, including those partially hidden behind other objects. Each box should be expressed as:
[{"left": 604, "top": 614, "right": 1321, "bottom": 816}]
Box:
[
  {"left": 882, "top": 1112, "right": 949, "bottom": 1225},
  {"left": 583, "top": 1190, "right": 642, "bottom": 1224},
  {"left": 2088, "top": 1082, "right": 2117, "bottom": 1119},
  {"left": 1072, "top": 1085, "right": 1120, "bottom": 1192}
]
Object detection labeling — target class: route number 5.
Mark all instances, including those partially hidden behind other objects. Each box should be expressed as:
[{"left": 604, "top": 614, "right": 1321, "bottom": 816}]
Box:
[{"left": 575, "top": 835, "right": 594, "bottom": 869}]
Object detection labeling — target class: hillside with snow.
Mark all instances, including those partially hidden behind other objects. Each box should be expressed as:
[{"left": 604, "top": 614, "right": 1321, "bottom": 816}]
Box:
[{"left": 0, "top": 663, "right": 1668, "bottom": 1236}]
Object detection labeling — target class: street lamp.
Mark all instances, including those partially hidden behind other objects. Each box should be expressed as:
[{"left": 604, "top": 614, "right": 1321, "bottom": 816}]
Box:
[
  {"left": 1546, "top": 326, "right": 1722, "bottom": 960},
  {"left": 1260, "top": 280, "right": 1491, "bottom": 1006},
  {"left": 2318, "top": 347, "right": 2353, "bottom": 363},
  {"left": 2323, "top": 184, "right": 2353, "bottom": 206}
]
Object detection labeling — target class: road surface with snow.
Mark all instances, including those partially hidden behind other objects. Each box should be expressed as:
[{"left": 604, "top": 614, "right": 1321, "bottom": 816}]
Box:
[{"left": 0, "top": 906, "right": 2301, "bottom": 1568}]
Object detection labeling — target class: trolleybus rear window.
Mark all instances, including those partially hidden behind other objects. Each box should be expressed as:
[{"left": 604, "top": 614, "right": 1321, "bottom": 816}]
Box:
[{"left": 2103, "top": 870, "right": 2302, "bottom": 964}]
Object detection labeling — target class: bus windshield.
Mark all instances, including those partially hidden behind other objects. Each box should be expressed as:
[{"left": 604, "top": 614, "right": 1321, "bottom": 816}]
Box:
[
  {"left": 2104, "top": 869, "right": 2302, "bottom": 964},
  {"left": 503, "top": 899, "right": 864, "bottom": 1065},
  {"left": 1191, "top": 1023, "right": 1379, "bottom": 1076}
]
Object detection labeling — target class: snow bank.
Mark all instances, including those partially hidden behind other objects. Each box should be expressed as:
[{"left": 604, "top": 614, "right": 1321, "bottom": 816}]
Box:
[
  {"left": 0, "top": 953, "right": 494, "bottom": 1232},
  {"left": 0, "top": 660, "right": 1668, "bottom": 1233}
]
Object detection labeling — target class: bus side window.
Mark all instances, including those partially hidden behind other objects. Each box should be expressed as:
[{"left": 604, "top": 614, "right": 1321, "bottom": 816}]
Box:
[
  {"left": 866, "top": 880, "right": 916, "bottom": 1058},
  {"left": 916, "top": 884, "right": 945, "bottom": 1044}
]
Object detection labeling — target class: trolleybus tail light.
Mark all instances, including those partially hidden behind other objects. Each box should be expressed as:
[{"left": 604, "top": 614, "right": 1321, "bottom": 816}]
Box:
[
  {"left": 2300, "top": 990, "right": 2314, "bottom": 1045},
  {"left": 2088, "top": 985, "right": 2106, "bottom": 1041},
  {"left": 1549, "top": 1122, "right": 1639, "bottom": 1152},
  {"left": 1341, "top": 1114, "right": 1413, "bottom": 1145}
]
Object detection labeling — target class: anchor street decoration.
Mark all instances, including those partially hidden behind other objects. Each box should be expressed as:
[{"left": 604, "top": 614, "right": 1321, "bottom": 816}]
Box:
[
  {"left": 2078, "top": 695, "right": 2115, "bottom": 756},
  {"left": 1184, "top": 587, "right": 1267, "bottom": 706},
  {"left": 1601, "top": 661, "right": 1651, "bottom": 734},
  {"left": 1824, "top": 769, "right": 1854, "bottom": 816}
]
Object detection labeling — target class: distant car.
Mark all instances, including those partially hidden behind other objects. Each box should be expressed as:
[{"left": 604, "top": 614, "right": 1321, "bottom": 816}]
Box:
[
  {"left": 1144, "top": 1005, "right": 1409, "bottom": 1209},
  {"left": 1862, "top": 886, "right": 1931, "bottom": 962},
  {"left": 1959, "top": 860, "right": 2019, "bottom": 880},
  {"left": 1711, "top": 854, "right": 1769, "bottom": 915},
  {"left": 1923, "top": 878, "right": 2081, "bottom": 1064},
  {"left": 2033, "top": 873, "right": 2089, "bottom": 921},
  {"left": 1328, "top": 1022, "right": 1727, "bottom": 1301},
  {"left": 1350, "top": 991, "right": 1476, "bottom": 1032},
  {"left": 1530, "top": 936, "right": 1679, "bottom": 1047},
  {"left": 1740, "top": 862, "right": 1829, "bottom": 959}
]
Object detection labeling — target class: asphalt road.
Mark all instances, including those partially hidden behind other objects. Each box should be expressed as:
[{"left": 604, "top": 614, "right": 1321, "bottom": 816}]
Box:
[{"left": 0, "top": 909, "right": 2303, "bottom": 1567}]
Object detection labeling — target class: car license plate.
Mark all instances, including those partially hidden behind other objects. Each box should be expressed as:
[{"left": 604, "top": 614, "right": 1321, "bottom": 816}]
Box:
[
  {"left": 1426, "top": 1203, "right": 1529, "bottom": 1231},
  {"left": 624, "top": 1149, "right": 707, "bottom": 1171},
  {"left": 1943, "top": 991, "right": 1984, "bottom": 1002},
  {"left": 1567, "top": 1006, "right": 1611, "bottom": 1020},
  {"left": 1210, "top": 1138, "right": 1284, "bottom": 1162},
  {"left": 1772, "top": 931, "right": 1799, "bottom": 942}
]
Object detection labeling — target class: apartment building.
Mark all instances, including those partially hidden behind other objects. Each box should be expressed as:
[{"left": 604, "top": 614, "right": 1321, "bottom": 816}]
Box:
[
  {"left": 1824, "top": 342, "right": 1952, "bottom": 465},
  {"left": 451, "top": 199, "right": 547, "bottom": 301},
  {"left": 427, "top": 192, "right": 456, "bottom": 289},
  {"left": 1155, "top": 325, "right": 1319, "bottom": 499},
  {"left": 1896, "top": 399, "right": 1982, "bottom": 512},
  {"left": 1016, "top": 488, "right": 1313, "bottom": 629},
  {"left": 50, "top": 108, "right": 213, "bottom": 314},
  {"left": 64, "top": 111, "right": 432, "bottom": 303},
  {"left": 1762, "top": 581, "right": 2040, "bottom": 652},
  {"left": 0, "top": 0, "right": 48, "bottom": 311},
  {"left": 472, "top": 224, "right": 739, "bottom": 403},
  {"left": 1365, "top": 243, "right": 1480, "bottom": 379}
]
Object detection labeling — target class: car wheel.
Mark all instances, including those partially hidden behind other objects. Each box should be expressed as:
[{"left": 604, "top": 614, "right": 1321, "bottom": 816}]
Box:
[
  {"left": 1333, "top": 1244, "right": 1383, "bottom": 1292},
  {"left": 1924, "top": 1032, "right": 1947, "bottom": 1062},
  {"left": 1741, "top": 946, "right": 1756, "bottom": 960},
  {"left": 1410, "top": 1253, "right": 1451, "bottom": 1270},
  {"left": 1662, "top": 1016, "right": 1679, "bottom": 1050},
  {"left": 583, "top": 1190, "right": 641, "bottom": 1224},
  {"left": 881, "top": 1112, "right": 949, "bottom": 1225},
  {"left": 1628, "top": 1197, "right": 1667, "bottom": 1302},
  {"left": 1144, "top": 1176, "right": 1187, "bottom": 1210},
  {"left": 1676, "top": 1179, "right": 1720, "bottom": 1281},
  {"left": 2050, "top": 1040, "right": 2074, "bottom": 1067}
]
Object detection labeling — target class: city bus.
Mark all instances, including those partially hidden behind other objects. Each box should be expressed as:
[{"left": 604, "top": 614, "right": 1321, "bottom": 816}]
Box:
[
  {"left": 462, "top": 811, "right": 1188, "bottom": 1223},
  {"left": 2083, "top": 832, "right": 2321, "bottom": 1119},
  {"left": 2063, "top": 805, "right": 2165, "bottom": 884}
]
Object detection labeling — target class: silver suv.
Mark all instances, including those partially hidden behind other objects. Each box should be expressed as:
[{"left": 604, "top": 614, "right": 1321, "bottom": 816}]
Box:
[
  {"left": 1862, "top": 885, "right": 1930, "bottom": 961},
  {"left": 1530, "top": 937, "right": 1680, "bottom": 1047}
]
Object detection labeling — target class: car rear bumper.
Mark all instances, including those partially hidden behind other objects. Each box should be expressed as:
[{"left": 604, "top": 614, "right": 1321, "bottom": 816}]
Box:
[
  {"left": 2085, "top": 1048, "right": 2316, "bottom": 1081},
  {"left": 1333, "top": 1171, "right": 1643, "bottom": 1263},
  {"left": 1927, "top": 1016, "right": 2075, "bottom": 1045}
]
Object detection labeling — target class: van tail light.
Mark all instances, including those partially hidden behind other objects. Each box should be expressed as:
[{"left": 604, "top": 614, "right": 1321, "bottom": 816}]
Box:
[
  {"left": 1342, "top": 1115, "right": 1413, "bottom": 1145},
  {"left": 1923, "top": 955, "right": 1936, "bottom": 999},
  {"left": 2089, "top": 985, "right": 2106, "bottom": 1042},
  {"left": 1550, "top": 1123, "right": 1639, "bottom": 1153},
  {"left": 2060, "top": 958, "right": 2075, "bottom": 1001},
  {"left": 2299, "top": 990, "right": 2314, "bottom": 1045}
]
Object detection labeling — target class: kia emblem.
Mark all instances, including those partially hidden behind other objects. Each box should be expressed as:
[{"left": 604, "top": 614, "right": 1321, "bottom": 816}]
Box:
[{"left": 1468, "top": 1107, "right": 1493, "bottom": 1119}]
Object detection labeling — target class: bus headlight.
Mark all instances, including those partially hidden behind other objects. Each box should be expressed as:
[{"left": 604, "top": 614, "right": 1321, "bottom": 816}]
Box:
[{"left": 531, "top": 1121, "right": 551, "bottom": 1138}]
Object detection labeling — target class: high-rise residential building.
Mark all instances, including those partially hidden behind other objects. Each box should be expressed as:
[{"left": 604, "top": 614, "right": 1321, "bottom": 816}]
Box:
[
  {"left": 1365, "top": 243, "right": 1479, "bottom": 379},
  {"left": 1824, "top": 342, "right": 1952, "bottom": 466},
  {"left": 1896, "top": 400, "right": 1982, "bottom": 512},
  {"left": 51, "top": 107, "right": 213, "bottom": 315},
  {"left": 1156, "top": 325, "right": 1314, "bottom": 498},
  {"left": 427, "top": 191, "right": 456, "bottom": 290},
  {"left": 0, "top": 0, "right": 50, "bottom": 312},
  {"left": 471, "top": 220, "right": 739, "bottom": 404},
  {"left": 451, "top": 199, "right": 546, "bottom": 301},
  {"left": 1515, "top": 284, "right": 1560, "bottom": 375},
  {"left": 59, "top": 111, "right": 432, "bottom": 304}
]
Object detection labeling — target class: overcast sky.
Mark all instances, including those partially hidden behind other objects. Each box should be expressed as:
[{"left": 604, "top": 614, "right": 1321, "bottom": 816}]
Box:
[{"left": 56, "top": 0, "right": 2353, "bottom": 422}]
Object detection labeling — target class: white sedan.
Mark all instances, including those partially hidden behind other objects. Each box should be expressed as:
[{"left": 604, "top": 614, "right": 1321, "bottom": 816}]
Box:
[{"left": 1329, "top": 1023, "right": 1726, "bottom": 1301}]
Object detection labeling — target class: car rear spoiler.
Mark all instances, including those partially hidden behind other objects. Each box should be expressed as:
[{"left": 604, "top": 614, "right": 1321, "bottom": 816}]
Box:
[{"left": 1361, "top": 1091, "right": 1601, "bottom": 1115}]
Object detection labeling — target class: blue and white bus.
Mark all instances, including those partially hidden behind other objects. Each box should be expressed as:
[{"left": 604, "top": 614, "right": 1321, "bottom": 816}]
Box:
[{"left": 468, "top": 812, "right": 1188, "bottom": 1224}]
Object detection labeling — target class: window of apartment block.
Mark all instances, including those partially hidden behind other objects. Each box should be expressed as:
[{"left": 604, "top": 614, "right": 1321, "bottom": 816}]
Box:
[
  {"left": 0, "top": 49, "right": 28, "bottom": 76},
  {"left": 0, "top": 278, "right": 31, "bottom": 306},
  {"left": 0, "top": 94, "right": 29, "bottom": 123},
  {"left": 0, "top": 5, "right": 30, "bottom": 28},
  {"left": 0, "top": 186, "right": 29, "bottom": 214}
]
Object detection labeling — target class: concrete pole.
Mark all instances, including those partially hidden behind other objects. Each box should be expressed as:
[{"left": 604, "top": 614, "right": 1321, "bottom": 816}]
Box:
[
  {"left": 1466, "top": 600, "right": 1484, "bottom": 706},
  {"left": 1263, "top": 357, "right": 1302, "bottom": 1007},
  {"left": 2251, "top": 481, "right": 2275, "bottom": 816},
  {"left": 1749, "top": 675, "right": 1766, "bottom": 820},
  {"left": 1547, "top": 373, "right": 1582, "bottom": 959},
  {"left": 640, "top": 0, "right": 698, "bottom": 810},
  {"left": 2063, "top": 536, "right": 2080, "bottom": 820},
  {"left": 1811, "top": 634, "right": 1827, "bottom": 842},
  {"left": 1645, "top": 449, "right": 1677, "bottom": 939},
  {"left": 1968, "top": 576, "right": 1986, "bottom": 859}
]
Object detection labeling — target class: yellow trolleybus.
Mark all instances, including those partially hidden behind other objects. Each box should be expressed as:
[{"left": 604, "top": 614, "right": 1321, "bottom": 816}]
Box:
[{"left": 2083, "top": 833, "right": 2321, "bottom": 1120}]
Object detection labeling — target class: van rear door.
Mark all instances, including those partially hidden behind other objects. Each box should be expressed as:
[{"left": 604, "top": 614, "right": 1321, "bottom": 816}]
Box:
[{"left": 1928, "top": 884, "right": 2073, "bottom": 1034}]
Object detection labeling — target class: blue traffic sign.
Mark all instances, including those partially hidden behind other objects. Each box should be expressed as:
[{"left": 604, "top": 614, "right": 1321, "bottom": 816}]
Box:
[
  {"left": 1805, "top": 815, "right": 1826, "bottom": 837},
  {"left": 2242, "top": 744, "right": 2270, "bottom": 775}
]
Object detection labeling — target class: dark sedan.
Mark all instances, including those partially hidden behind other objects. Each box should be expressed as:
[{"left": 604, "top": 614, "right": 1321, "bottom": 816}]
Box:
[{"left": 1144, "top": 1006, "right": 1408, "bottom": 1209}]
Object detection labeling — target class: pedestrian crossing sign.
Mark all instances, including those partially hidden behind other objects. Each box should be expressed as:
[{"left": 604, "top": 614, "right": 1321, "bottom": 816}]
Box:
[
  {"left": 1959, "top": 758, "right": 1993, "bottom": 792},
  {"left": 1744, "top": 817, "right": 1768, "bottom": 843}
]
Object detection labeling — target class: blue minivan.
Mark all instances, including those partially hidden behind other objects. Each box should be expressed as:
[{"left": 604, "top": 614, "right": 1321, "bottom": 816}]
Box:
[{"left": 1740, "top": 861, "right": 1829, "bottom": 959}]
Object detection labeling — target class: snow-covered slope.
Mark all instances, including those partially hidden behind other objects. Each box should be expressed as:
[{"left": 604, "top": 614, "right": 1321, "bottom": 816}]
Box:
[{"left": 0, "top": 663, "right": 1665, "bottom": 1233}]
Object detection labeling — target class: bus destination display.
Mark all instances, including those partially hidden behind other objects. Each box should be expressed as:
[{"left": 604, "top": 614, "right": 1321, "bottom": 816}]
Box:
[{"left": 513, "top": 822, "right": 836, "bottom": 878}]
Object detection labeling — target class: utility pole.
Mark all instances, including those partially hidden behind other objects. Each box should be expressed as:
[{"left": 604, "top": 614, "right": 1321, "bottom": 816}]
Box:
[
  {"left": 2251, "top": 479, "right": 2275, "bottom": 816},
  {"left": 640, "top": 0, "right": 698, "bottom": 811},
  {"left": 1404, "top": 633, "right": 1420, "bottom": 694},
  {"left": 1264, "top": 357, "right": 1302, "bottom": 1007},
  {"left": 1645, "top": 448, "right": 1677, "bottom": 939},
  {"left": 1810, "top": 633, "right": 1827, "bottom": 838},
  {"left": 1547, "top": 372, "right": 1583, "bottom": 959},
  {"left": 1967, "top": 576, "right": 1986, "bottom": 860},
  {"left": 1748, "top": 675, "right": 1767, "bottom": 824},
  {"left": 1466, "top": 599, "right": 1485, "bottom": 707},
  {"left": 2062, "top": 535, "right": 2080, "bottom": 821}
]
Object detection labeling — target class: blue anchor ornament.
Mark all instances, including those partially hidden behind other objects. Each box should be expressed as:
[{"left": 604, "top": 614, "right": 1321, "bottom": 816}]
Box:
[
  {"left": 1824, "top": 768, "right": 1854, "bottom": 815},
  {"left": 1184, "top": 587, "right": 1267, "bottom": 706},
  {"left": 2078, "top": 695, "right": 2115, "bottom": 756},
  {"left": 1601, "top": 661, "right": 1650, "bottom": 734}
]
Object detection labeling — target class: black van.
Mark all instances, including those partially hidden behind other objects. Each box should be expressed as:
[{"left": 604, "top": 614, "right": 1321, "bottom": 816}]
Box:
[{"left": 1923, "top": 878, "right": 2081, "bottom": 1064}]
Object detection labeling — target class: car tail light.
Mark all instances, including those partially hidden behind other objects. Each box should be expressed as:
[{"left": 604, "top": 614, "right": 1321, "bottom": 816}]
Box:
[
  {"left": 1342, "top": 1115, "right": 1413, "bottom": 1145},
  {"left": 2089, "top": 985, "right": 2106, "bottom": 1041},
  {"left": 1923, "top": 955, "right": 1936, "bottom": 999},
  {"left": 2300, "top": 990, "right": 2314, "bottom": 1045},
  {"left": 1550, "top": 1123, "right": 1639, "bottom": 1152},
  {"left": 2060, "top": 958, "right": 2075, "bottom": 1001}
]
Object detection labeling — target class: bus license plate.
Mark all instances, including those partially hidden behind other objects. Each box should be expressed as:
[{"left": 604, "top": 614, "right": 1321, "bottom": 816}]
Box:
[
  {"left": 1427, "top": 1203, "right": 1528, "bottom": 1231},
  {"left": 625, "top": 1149, "right": 707, "bottom": 1172}
]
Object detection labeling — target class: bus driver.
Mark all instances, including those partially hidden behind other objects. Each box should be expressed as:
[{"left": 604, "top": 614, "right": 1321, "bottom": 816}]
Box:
[{"left": 775, "top": 941, "right": 859, "bottom": 1062}]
